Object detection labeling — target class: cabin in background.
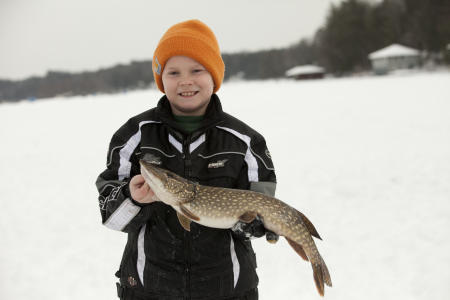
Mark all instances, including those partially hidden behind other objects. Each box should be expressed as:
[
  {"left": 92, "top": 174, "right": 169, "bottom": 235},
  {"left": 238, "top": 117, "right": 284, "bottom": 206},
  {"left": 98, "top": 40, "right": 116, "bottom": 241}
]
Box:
[
  {"left": 285, "top": 65, "right": 325, "bottom": 80},
  {"left": 368, "top": 44, "right": 420, "bottom": 75}
]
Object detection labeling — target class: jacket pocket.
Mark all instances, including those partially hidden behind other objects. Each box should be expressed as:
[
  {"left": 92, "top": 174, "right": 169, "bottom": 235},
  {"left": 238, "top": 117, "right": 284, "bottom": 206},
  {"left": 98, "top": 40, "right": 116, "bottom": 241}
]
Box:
[
  {"left": 195, "top": 152, "right": 246, "bottom": 188},
  {"left": 118, "top": 248, "right": 144, "bottom": 289}
]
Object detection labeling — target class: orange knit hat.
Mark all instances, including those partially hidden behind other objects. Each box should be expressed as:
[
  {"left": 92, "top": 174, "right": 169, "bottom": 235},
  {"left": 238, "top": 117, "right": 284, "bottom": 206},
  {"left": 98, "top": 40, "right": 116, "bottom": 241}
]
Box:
[{"left": 152, "top": 19, "right": 225, "bottom": 93}]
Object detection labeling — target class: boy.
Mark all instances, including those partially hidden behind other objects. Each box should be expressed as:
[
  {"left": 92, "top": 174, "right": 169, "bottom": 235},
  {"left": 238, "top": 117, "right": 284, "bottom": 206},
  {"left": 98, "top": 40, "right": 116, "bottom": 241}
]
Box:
[{"left": 96, "top": 20, "right": 277, "bottom": 300}]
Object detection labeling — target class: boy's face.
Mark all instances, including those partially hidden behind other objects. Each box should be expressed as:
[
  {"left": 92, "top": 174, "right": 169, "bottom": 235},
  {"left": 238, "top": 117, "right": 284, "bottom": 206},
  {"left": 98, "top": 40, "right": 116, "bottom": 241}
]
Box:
[{"left": 162, "top": 56, "right": 214, "bottom": 116}]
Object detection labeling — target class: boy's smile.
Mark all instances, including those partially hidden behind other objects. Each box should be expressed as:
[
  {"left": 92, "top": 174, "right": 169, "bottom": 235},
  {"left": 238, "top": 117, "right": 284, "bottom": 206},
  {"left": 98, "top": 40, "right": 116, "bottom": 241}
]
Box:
[
  {"left": 162, "top": 56, "right": 214, "bottom": 116},
  {"left": 179, "top": 91, "right": 198, "bottom": 97}
]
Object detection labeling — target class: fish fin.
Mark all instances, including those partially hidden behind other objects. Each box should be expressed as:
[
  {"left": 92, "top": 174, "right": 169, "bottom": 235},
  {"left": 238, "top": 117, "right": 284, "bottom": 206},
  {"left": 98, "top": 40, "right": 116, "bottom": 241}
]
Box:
[
  {"left": 299, "top": 212, "right": 322, "bottom": 240},
  {"left": 176, "top": 211, "right": 191, "bottom": 232},
  {"left": 238, "top": 211, "right": 258, "bottom": 223},
  {"left": 285, "top": 237, "right": 309, "bottom": 261},
  {"left": 179, "top": 204, "right": 200, "bottom": 221}
]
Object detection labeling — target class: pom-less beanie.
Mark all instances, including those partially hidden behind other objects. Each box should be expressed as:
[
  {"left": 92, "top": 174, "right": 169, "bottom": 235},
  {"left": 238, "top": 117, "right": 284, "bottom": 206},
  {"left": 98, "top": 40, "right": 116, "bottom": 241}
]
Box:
[{"left": 153, "top": 19, "right": 225, "bottom": 93}]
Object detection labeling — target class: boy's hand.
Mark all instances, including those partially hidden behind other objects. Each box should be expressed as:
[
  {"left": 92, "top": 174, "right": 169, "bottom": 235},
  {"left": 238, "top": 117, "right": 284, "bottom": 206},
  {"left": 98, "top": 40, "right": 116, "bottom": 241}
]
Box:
[{"left": 129, "top": 175, "right": 157, "bottom": 204}]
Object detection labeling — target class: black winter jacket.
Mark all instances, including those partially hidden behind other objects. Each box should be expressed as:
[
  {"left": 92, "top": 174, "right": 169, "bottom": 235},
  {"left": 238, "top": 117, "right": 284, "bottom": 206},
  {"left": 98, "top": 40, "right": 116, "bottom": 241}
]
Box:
[{"left": 96, "top": 95, "right": 277, "bottom": 299}]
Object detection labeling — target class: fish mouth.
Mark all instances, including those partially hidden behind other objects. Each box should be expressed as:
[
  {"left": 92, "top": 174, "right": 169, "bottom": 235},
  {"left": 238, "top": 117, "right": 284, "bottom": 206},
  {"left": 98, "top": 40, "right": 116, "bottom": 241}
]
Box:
[
  {"left": 139, "top": 160, "right": 161, "bottom": 188},
  {"left": 139, "top": 160, "right": 182, "bottom": 206}
]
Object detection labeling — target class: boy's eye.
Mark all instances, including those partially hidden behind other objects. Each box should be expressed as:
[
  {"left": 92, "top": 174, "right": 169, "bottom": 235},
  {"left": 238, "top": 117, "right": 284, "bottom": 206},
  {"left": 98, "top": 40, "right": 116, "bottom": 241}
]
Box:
[
  {"left": 193, "top": 69, "right": 204, "bottom": 73},
  {"left": 168, "top": 71, "right": 179, "bottom": 75}
]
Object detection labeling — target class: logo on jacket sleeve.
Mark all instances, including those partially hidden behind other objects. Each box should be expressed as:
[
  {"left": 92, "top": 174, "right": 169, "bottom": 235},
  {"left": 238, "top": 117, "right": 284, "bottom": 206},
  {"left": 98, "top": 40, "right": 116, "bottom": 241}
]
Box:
[{"left": 208, "top": 159, "right": 228, "bottom": 169}]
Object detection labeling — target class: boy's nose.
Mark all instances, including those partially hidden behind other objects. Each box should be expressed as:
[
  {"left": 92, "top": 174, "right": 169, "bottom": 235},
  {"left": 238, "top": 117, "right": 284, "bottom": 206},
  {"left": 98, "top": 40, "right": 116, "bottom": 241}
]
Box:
[
  {"left": 179, "top": 77, "right": 194, "bottom": 86},
  {"left": 178, "top": 73, "right": 194, "bottom": 85}
]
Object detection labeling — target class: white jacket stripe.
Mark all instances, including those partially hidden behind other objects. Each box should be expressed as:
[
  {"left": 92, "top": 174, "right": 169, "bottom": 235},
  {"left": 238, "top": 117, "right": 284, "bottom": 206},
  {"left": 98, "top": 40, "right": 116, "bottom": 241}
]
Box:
[
  {"left": 118, "top": 121, "right": 159, "bottom": 180},
  {"left": 190, "top": 134, "right": 206, "bottom": 153},
  {"left": 168, "top": 133, "right": 183, "bottom": 153},
  {"left": 230, "top": 234, "right": 240, "bottom": 288},
  {"left": 137, "top": 224, "right": 146, "bottom": 285},
  {"left": 216, "top": 126, "right": 259, "bottom": 182},
  {"left": 104, "top": 198, "right": 141, "bottom": 231}
]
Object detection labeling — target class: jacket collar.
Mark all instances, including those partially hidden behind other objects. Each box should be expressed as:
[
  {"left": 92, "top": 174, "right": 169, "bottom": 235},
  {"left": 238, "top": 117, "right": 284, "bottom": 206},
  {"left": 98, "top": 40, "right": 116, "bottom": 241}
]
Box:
[{"left": 155, "top": 94, "right": 225, "bottom": 137}]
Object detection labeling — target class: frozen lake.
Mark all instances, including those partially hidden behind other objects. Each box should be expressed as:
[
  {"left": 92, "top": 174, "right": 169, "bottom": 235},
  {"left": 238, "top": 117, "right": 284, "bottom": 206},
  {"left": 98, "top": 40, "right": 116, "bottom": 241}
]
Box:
[{"left": 1, "top": 71, "right": 449, "bottom": 299}]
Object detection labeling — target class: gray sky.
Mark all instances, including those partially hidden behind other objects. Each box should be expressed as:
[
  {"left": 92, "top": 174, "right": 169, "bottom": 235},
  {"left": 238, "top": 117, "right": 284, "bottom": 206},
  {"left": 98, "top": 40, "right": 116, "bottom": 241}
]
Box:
[{"left": 0, "top": 0, "right": 343, "bottom": 80}]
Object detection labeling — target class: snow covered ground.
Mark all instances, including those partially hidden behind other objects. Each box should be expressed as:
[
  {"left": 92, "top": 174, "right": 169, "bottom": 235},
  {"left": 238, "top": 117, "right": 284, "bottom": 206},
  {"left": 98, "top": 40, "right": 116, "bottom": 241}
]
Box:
[{"left": 1, "top": 71, "right": 449, "bottom": 300}]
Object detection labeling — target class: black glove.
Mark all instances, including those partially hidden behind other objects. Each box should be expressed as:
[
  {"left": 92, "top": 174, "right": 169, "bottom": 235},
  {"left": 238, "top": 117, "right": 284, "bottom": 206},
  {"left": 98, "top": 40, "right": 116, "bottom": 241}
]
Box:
[{"left": 231, "top": 216, "right": 279, "bottom": 243}]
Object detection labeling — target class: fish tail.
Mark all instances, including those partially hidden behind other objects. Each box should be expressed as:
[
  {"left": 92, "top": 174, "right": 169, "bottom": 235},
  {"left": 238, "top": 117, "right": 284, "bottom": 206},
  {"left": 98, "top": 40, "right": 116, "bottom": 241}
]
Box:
[
  {"left": 320, "top": 255, "right": 332, "bottom": 287},
  {"left": 285, "top": 237, "right": 332, "bottom": 295},
  {"left": 312, "top": 255, "right": 332, "bottom": 296}
]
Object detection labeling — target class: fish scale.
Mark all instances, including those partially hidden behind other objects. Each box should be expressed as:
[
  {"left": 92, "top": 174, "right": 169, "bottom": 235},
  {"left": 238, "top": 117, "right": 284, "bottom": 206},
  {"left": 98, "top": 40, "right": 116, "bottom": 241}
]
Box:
[{"left": 140, "top": 160, "right": 332, "bottom": 296}]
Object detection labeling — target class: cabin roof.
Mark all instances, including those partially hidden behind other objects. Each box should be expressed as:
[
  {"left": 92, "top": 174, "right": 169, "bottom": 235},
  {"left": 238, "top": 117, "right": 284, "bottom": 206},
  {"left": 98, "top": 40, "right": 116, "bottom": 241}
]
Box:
[
  {"left": 369, "top": 44, "right": 420, "bottom": 60},
  {"left": 285, "top": 65, "right": 325, "bottom": 77}
]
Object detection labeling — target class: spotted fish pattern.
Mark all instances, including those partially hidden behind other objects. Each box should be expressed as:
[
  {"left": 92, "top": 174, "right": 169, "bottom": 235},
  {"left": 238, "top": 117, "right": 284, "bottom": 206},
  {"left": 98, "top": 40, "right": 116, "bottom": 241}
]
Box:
[{"left": 140, "top": 160, "right": 332, "bottom": 296}]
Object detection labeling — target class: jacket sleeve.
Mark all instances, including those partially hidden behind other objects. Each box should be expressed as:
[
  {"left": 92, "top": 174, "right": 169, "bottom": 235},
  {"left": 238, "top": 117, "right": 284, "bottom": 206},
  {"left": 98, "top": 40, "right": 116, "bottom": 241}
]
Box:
[
  {"left": 248, "top": 136, "right": 277, "bottom": 197},
  {"left": 95, "top": 121, "right": 153, "bottom": 233},
  {"left": 231, "top": 135, "right": 277, "bottom": 240}
]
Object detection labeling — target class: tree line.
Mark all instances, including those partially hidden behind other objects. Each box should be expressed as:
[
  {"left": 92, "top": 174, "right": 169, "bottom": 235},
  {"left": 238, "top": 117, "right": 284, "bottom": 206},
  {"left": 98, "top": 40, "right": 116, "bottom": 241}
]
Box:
[{"left": 1, "top": 0, "right": 449, "bottom": 102}]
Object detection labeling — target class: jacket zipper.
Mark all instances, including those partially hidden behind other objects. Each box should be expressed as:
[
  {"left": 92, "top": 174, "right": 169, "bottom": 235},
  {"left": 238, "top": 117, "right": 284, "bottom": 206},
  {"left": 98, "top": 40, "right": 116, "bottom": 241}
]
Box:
[{"left": 182, "top": 134, "right": 192, "bottom": 300}]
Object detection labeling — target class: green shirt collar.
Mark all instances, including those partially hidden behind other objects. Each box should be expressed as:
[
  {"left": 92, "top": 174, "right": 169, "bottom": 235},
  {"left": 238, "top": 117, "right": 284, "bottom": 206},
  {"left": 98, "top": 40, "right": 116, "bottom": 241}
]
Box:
[{"left": 172, "top": 115, "right": 205, "bottom": 134}]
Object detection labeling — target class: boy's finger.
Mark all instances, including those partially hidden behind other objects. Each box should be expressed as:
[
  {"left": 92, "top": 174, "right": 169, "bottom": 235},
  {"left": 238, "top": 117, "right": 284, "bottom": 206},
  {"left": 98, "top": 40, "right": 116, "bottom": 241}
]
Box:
[{"left": 132, "top": 175, "right": 144, "bottom": 184}]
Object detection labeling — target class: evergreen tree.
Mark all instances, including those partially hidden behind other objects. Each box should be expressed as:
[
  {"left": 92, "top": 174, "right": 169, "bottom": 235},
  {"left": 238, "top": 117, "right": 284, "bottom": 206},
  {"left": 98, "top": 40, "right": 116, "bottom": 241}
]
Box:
[{"left": 315, "top": 0, "right": 374, "bottom": 73}]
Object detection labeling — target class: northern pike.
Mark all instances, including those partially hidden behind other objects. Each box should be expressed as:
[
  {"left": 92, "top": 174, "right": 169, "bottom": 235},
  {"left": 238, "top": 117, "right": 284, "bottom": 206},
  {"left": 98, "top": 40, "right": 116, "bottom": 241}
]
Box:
[{"left": 140, "top": 160, "right": 332, "bottom": 296}]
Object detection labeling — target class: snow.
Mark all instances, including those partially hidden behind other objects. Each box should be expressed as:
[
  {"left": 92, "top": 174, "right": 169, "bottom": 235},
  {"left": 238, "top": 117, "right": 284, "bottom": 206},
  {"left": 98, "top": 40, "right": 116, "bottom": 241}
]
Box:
[
  {"left": 1, "top": 71, "right": 449, "bottom": 300},
  {"left": 285, "top": 65, "right": 325, "bottom": 77},
  {"left": 368, "top": 44, "right": 420, "bottom": 60}
]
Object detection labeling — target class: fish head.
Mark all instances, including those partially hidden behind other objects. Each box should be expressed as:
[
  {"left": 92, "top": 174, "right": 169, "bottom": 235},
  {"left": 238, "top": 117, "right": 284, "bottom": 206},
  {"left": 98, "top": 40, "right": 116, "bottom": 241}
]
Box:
[{"left": 139, "top": 160, "right": 195, "bottom": 206}]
